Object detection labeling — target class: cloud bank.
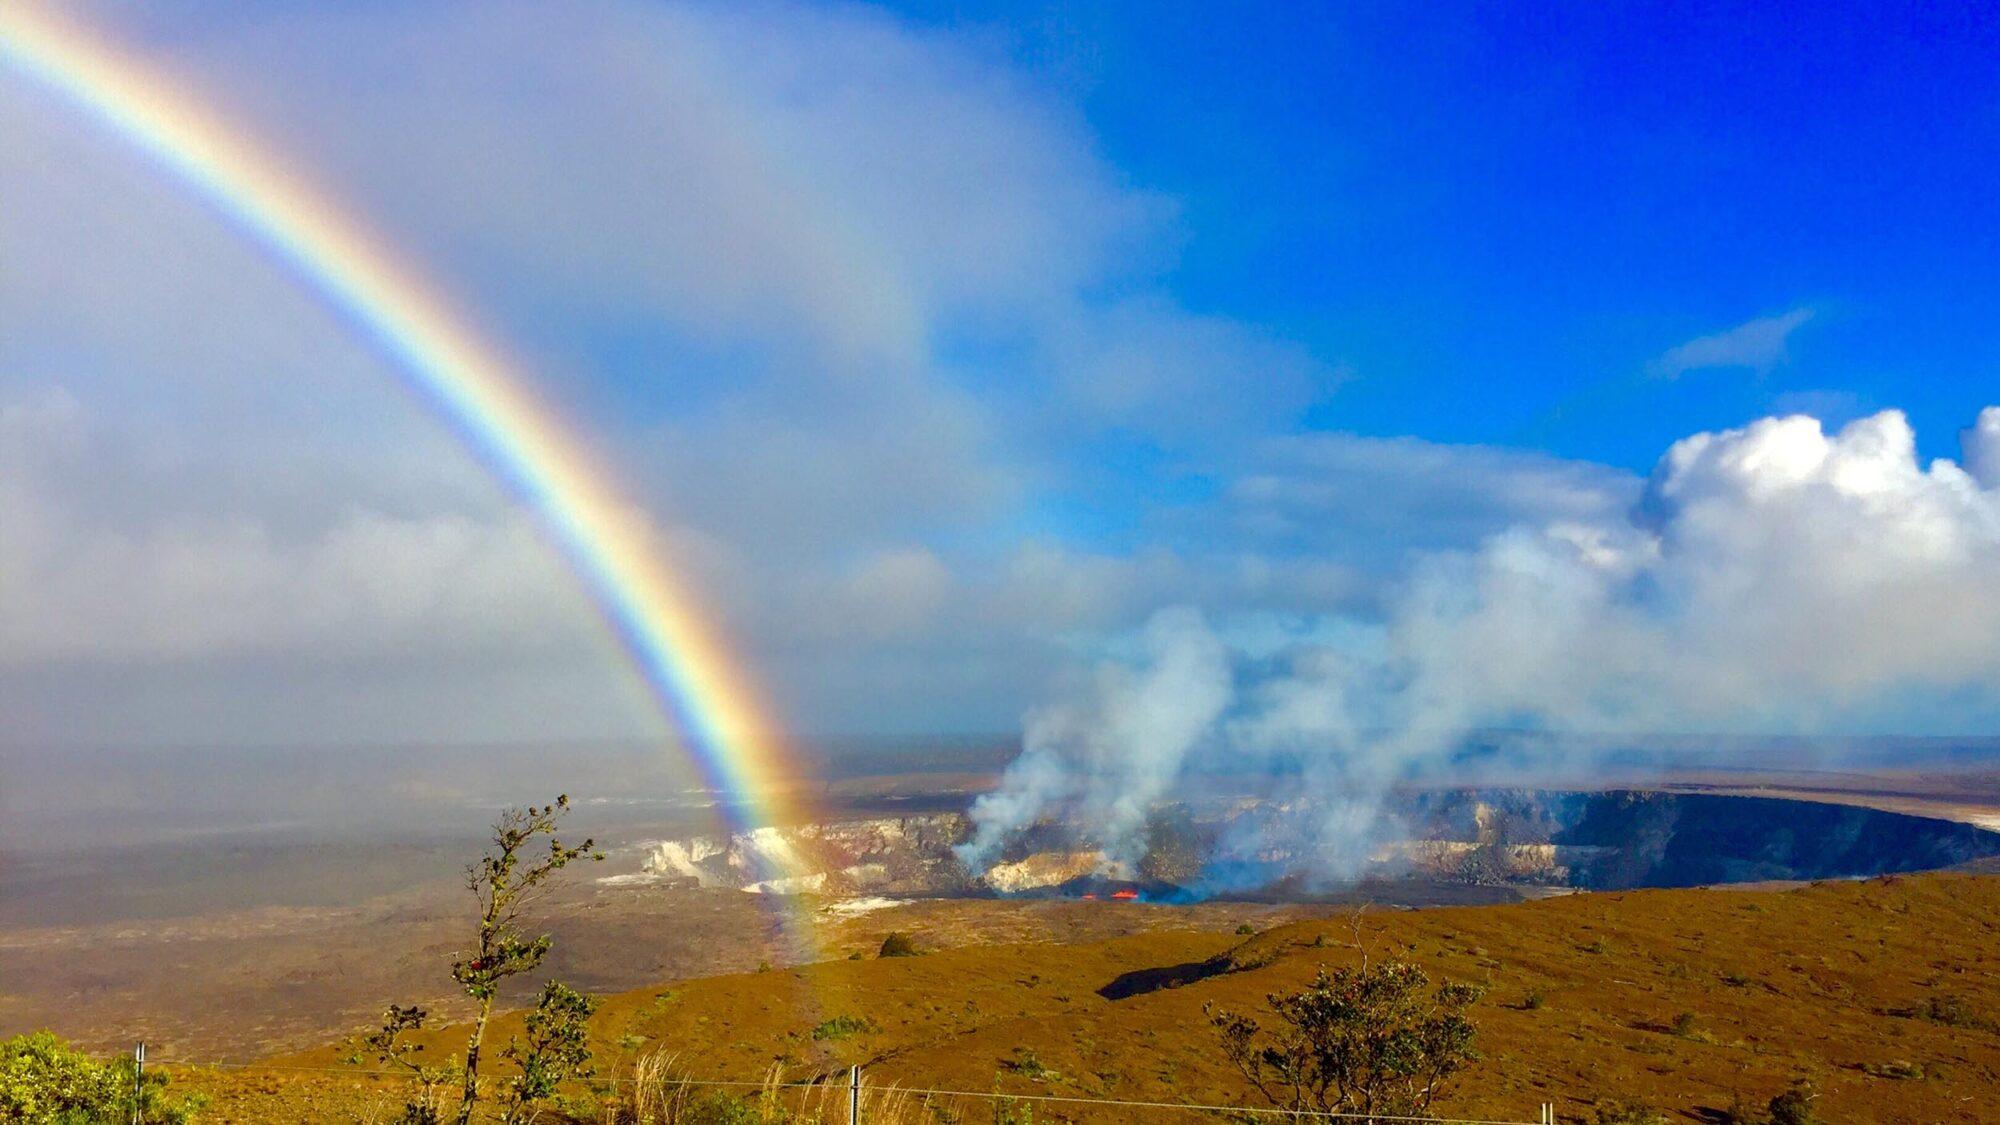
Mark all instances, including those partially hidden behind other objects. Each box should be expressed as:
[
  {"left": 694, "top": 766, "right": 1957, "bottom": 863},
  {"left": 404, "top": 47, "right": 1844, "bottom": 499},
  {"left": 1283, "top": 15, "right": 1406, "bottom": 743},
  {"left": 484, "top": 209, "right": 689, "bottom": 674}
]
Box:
[
  {"left": 0, "top": 0, "right": 1333, "bottom": 745},
  {"left": 5, "top": 2, "right": 1987, "bottom": 762}
]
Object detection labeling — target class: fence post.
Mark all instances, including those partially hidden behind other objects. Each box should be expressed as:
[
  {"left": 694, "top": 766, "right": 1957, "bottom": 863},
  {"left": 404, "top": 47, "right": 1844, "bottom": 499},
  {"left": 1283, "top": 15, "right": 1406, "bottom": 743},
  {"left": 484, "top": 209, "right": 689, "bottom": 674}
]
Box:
[
  {"left": 848, "top": 1064, "right": 861, "bottom": 1125},
  {"left": 131, "top": 1043, "right": 145, "bottom": 1125}
]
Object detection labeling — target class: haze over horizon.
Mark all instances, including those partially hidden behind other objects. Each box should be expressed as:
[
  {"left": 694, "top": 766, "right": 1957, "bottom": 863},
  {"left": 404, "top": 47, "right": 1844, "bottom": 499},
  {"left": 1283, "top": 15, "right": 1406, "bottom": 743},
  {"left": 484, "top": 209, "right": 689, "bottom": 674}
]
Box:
[{"left": 7, "top": 0, "right": 2000, "bottom": 767}]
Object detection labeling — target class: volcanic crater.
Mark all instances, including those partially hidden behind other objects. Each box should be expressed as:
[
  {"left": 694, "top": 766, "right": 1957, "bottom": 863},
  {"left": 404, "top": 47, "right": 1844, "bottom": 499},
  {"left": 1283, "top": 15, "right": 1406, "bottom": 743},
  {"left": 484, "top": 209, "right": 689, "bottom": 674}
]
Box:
[{"left": 614, "top": 788, "right": 2000, "bottom": 903}]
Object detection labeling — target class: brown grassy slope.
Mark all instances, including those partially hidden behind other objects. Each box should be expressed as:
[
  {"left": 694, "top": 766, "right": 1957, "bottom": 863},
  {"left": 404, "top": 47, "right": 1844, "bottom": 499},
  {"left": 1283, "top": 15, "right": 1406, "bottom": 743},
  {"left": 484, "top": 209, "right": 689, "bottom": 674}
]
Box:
[
  {"left": 190, "top": 873, "right": 2000, "bottom": 1123},
  {"left": 0, "top": 878, "right": 1351, "bottom": 1058}
]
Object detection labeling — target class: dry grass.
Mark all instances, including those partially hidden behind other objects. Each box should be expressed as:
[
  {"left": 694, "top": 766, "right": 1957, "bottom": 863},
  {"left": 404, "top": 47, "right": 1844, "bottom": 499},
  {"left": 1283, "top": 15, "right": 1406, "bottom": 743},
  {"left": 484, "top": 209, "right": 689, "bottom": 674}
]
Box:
[
  {"left": 173, "top": 871, "right": 2000, "bottom": 1122},
  {"left": 603, "top": 1052, "right": 943, "bottom": 1125}
]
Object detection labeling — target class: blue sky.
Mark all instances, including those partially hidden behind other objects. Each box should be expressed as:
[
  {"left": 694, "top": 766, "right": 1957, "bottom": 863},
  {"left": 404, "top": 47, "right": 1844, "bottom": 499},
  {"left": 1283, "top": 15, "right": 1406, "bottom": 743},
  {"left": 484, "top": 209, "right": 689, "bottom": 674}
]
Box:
[
  {"left": 5, "top": 0, "right": 2000, "bottom": 750},
  {"left": 892, "top": 1, "right": 2000, "bottom": 468}
]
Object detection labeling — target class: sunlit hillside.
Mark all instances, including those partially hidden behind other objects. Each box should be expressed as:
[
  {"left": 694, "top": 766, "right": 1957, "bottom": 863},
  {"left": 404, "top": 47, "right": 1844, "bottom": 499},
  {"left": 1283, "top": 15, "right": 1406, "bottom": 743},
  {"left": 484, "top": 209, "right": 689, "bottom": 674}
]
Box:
[{"left": 154, "top": 870, "right": 2000, "bottom": 1124}]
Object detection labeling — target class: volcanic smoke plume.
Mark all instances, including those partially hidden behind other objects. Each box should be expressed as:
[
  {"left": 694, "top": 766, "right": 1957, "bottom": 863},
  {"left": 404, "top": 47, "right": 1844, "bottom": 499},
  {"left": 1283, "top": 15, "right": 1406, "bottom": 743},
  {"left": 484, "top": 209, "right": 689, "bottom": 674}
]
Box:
[
  {"left": 956, "top": 607, "right": 1229, "bottom": 874},
  {"left": 963, "top": 408, "right": 2000, "bottom": 890}
]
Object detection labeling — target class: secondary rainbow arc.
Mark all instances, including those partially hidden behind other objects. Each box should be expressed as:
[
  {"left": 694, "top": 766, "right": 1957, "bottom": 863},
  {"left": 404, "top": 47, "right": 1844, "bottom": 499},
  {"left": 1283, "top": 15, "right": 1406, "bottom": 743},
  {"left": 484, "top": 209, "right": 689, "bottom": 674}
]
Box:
[{"left": 0, "top": 5, "right": 810, "bottom": 876}]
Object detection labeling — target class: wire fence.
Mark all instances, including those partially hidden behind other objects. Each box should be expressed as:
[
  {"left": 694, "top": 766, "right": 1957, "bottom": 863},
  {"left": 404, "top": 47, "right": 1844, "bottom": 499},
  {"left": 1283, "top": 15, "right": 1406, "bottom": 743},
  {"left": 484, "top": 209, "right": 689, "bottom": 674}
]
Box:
[{"left": 123, "top": 1051, "right": 1557, "bottom": 1124}]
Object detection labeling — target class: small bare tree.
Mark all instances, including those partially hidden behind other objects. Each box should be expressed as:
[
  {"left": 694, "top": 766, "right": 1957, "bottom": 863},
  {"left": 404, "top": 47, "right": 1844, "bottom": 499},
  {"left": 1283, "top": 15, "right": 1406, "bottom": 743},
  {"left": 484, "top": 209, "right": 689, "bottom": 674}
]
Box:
[
  {"left": 1206, "top": 961, "right": 1482, "bottom": 1122},
  {"left": 362, "top": 1004, "right": 457, "bottom": 1124},
  {"left": 450, "top": 795, "right": 601, "bottom": 1124},
  {"left": 364, "top": 798, "right": 600, "bottom": 1122}
]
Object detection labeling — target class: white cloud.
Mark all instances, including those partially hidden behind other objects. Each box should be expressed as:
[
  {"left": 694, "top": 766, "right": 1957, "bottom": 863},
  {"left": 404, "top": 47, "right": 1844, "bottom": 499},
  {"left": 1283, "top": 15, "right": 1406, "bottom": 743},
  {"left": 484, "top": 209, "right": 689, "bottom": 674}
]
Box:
[
  {"left": 1652, "top": 307, "right": 1815, "bottom": 378},
  {"left": 7, "top": 2, "right": 1889, "bottom": 758},
  {"left": 0, "top": 0, "right": 1348, "bottom": 745},
  {"left": 0, "top": 389, "right": 600, "bottom": 666},
  {"left": 1046, "top": 296, "right": 1333, "bottom": 444},
  {"left": 1215, "top": 432, "right": 1638, "bottom": 565},
  {"left": 1960, "top": 406, "right": 2000, "bottom": 489},
  {"left": 95, "top": 0, "right": 1164, "bottom": 377},
  {"left": 967, "top": 407, "right": 2000, "bottom": 883},
  {"left": 1324, "top": 408, "right": 2000, "bottom": 741}
]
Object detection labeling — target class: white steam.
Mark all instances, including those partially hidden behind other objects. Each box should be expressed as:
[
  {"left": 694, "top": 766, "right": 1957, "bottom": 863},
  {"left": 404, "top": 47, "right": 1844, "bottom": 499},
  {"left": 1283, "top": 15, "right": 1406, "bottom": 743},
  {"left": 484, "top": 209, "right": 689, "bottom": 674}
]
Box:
[
  {"left": 966, "top": 408, "right": 2000, "bottom": 887},
  {"left": 957, "top": 607, "right": 1230, "bottom": 874}
]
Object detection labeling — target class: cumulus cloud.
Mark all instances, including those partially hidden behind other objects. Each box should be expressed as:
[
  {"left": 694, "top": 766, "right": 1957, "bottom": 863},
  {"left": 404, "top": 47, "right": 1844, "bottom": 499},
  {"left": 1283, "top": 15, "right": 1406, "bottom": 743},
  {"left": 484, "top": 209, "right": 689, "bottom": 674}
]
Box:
[
  {"left": 966, "top": 408, "right": 2000, "bottom": 885},
  {"left": 1961, "top": 406, "right": 2000, "bottom": 489},
  {"left": 1652, "top": 307, "right": 1815, "bottom": 378}
]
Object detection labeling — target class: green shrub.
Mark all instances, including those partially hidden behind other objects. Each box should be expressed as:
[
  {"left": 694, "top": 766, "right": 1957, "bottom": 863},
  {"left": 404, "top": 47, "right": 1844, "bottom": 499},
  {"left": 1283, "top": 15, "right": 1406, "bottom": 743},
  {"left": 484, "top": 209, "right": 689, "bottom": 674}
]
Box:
[
  {"left": 1206, "top": 960, "right": 1481, "bottom": 1119},
  {"left": 989, "top": 1081, "right": 1034, "bottom": 1125},
  {"left": 878, "top": 932, "right": 919, "bottom": 957},
  {"left": 1001, "top": 1048, "right": 1054, "bottom": 1081},
  {"left": 0, "top": 1032, "right": 200, "bottom": 1124},
  {"left": 1920, "top": 992, "right": 1997, "bottom": 1031},
  {"left": 683, "top": 1090, "right": 761, "bottom": 1125},
  {"left": 1, "top": 1032, "right": 125, "bottom": 1123},
  {"left": 499, "top": 981, "right": 599, "bottom": 1122},
  {"left": 1767, "top": 1078, "right": 1820, "bottom": 1125},
  {"left": 810, "top": 1015, "right": 874, "bottom": 1042},
  {"left": 1234, "top": 923, "right": 1256, "bottom": 935}
]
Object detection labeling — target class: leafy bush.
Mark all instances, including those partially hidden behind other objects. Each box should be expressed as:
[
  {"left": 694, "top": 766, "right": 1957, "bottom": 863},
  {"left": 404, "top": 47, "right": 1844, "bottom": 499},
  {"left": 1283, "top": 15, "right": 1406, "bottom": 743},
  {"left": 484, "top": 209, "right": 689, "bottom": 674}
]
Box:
[
  {"left": 989, "top": 1080, "right": 1035, "bottom": 1125},
  {"left": 878, "top": 932, "right": 919, "bottom": 957},
  {"left": 1766, "top": 1078, "right": 1820, "bottom": 1125},
  {"left": 1000, "top": 1048, "right": 1055, "bottom": 1081},
  {"left": 0, "top": 1032, "right": 200, "bottom": 1124},
  {"left": 1714, "top": 1080, "right": 1825, "bottom": 1125},
  {"left": 1205, "top": 959, "right": 1482, "bottom": 1119},
  {"left": 1, "top": 1032, "right": 125, "bottom": 1123},
  {"left": 809, "top": 1015, "right": 874, "bottom": 1042},
  {"left": 683, "top": 1090, "right": 762, "bottom": 1125},
  {"left": 1919, "top": 991, "right": 1997, "bottom": 1032},
  {"left": 499, "top": 981, "right": 599, "bottom": 1123}
]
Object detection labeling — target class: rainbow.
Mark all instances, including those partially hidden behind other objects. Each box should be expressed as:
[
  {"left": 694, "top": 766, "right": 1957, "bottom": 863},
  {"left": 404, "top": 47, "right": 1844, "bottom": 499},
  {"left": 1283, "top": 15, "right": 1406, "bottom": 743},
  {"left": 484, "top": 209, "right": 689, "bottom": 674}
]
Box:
[{"left": 0, "top": 7, "right": 814, "bottom": 882}]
